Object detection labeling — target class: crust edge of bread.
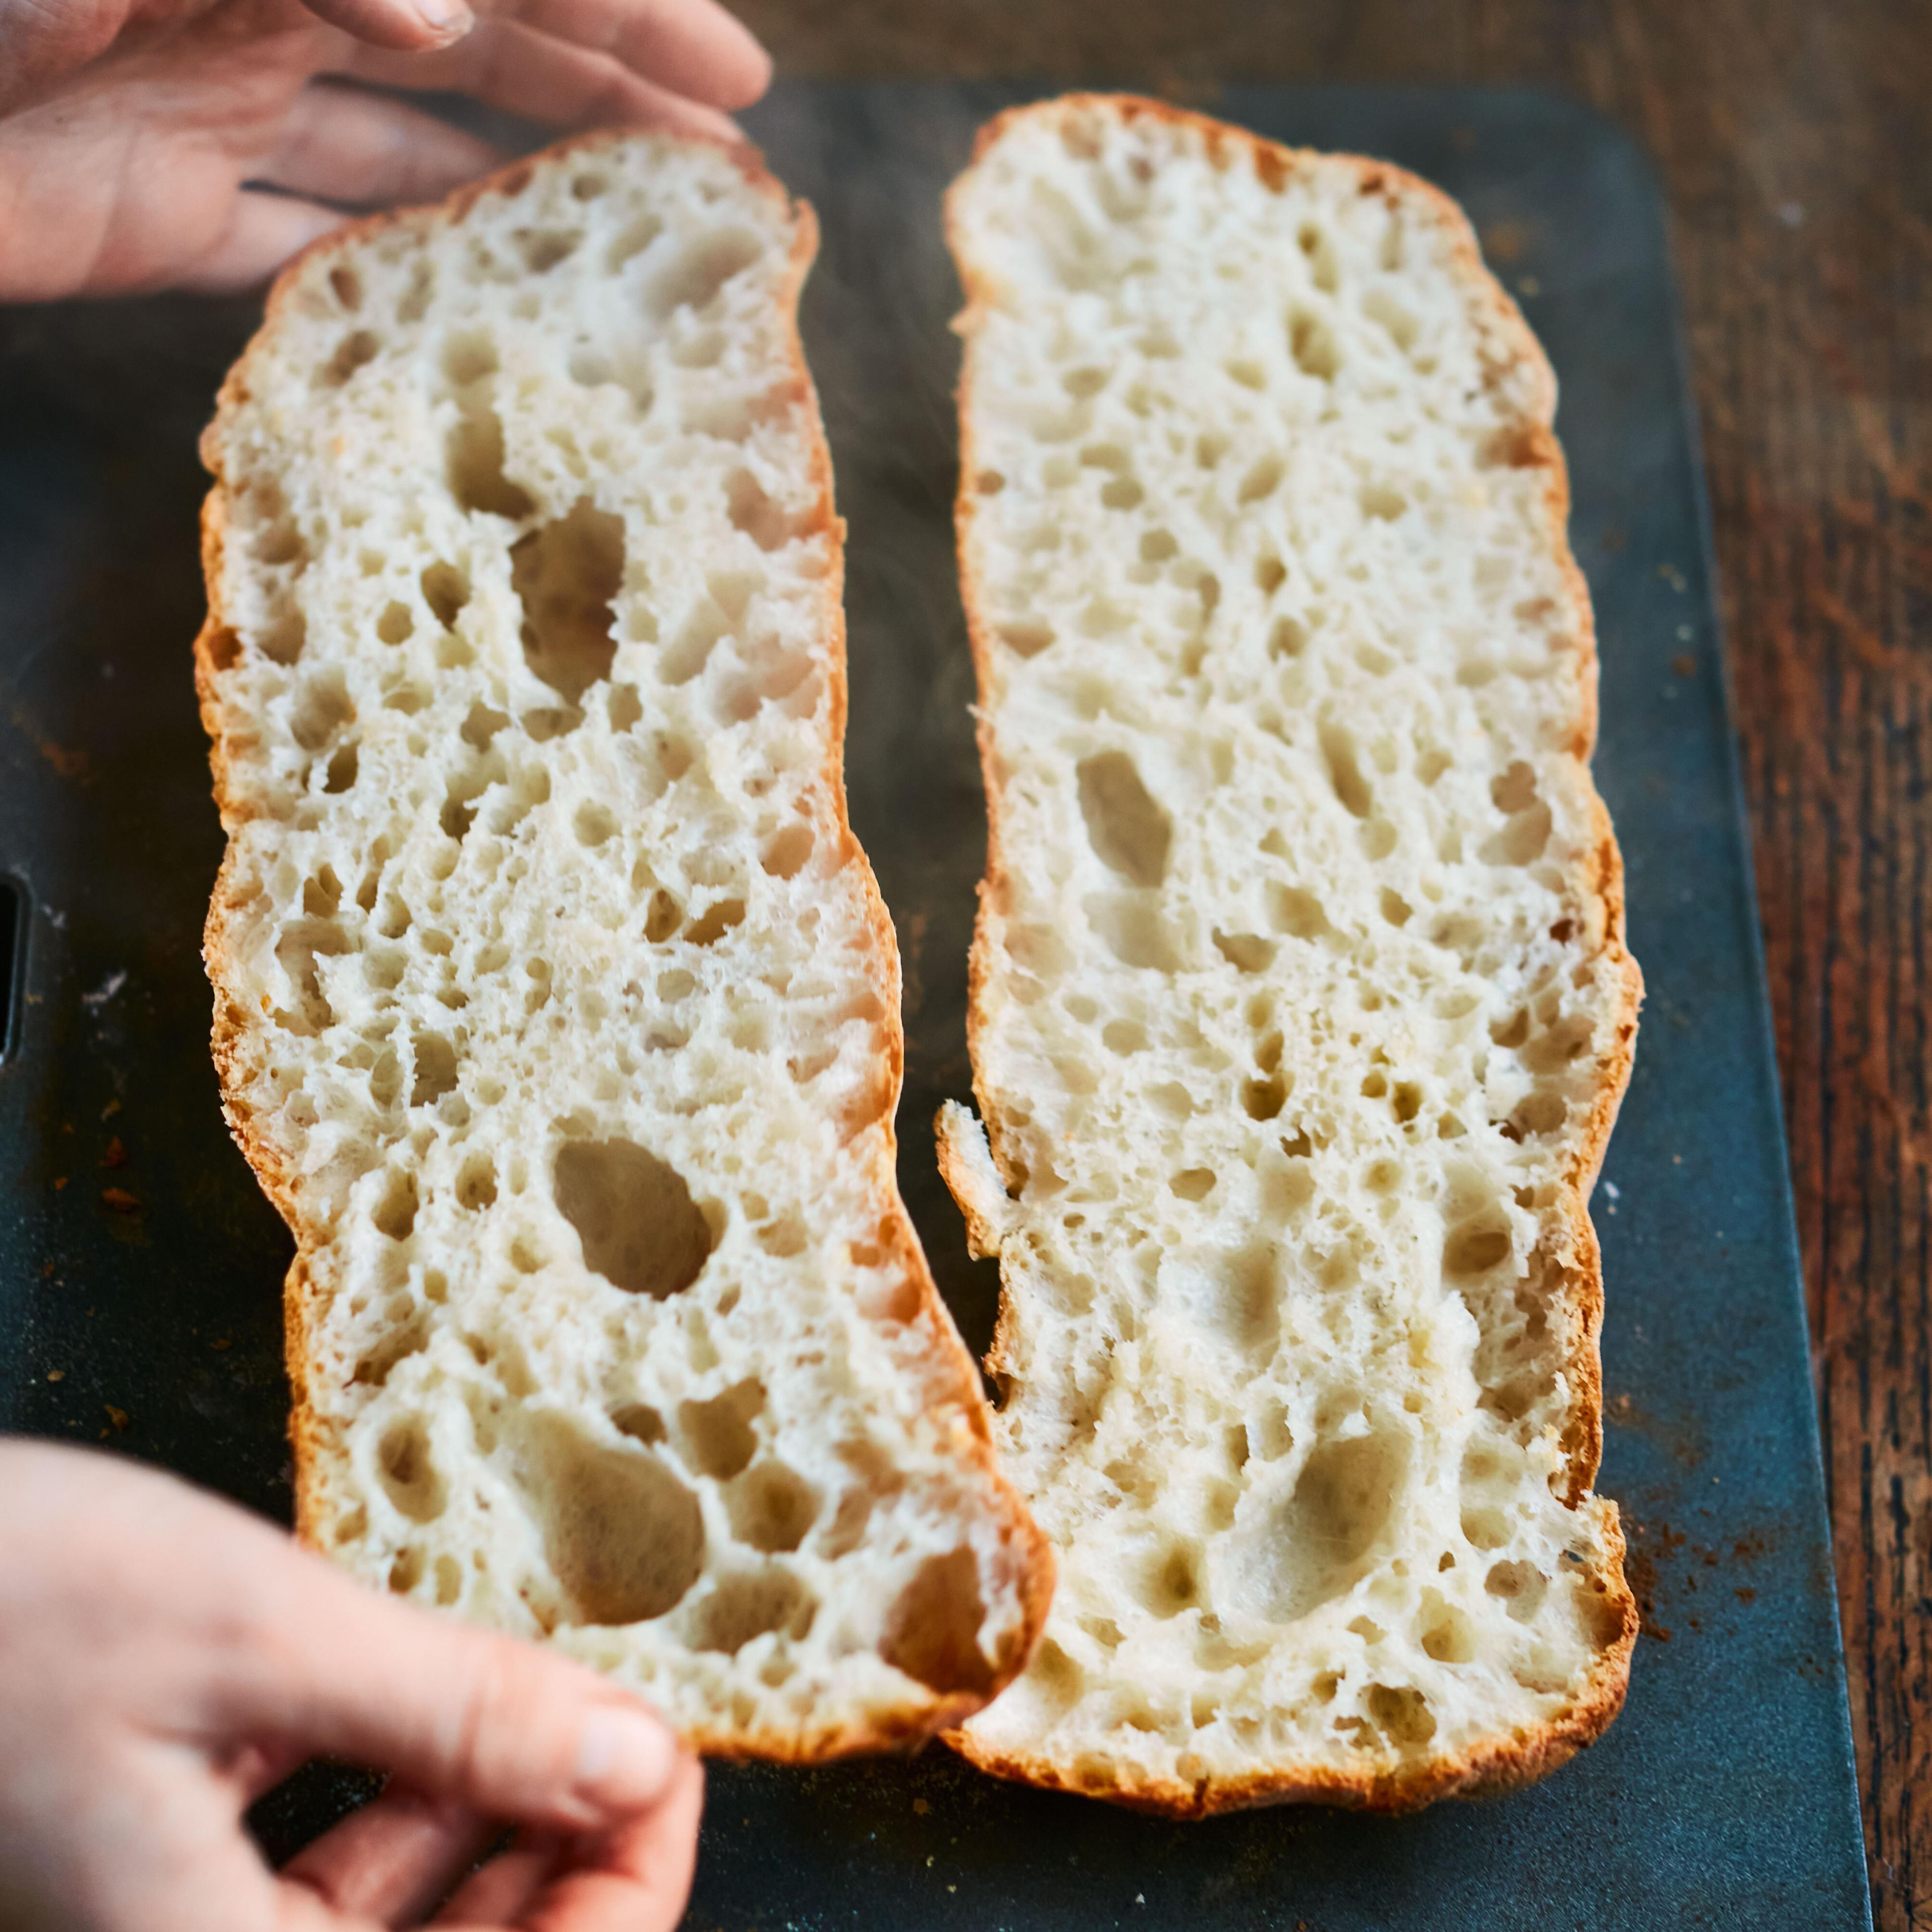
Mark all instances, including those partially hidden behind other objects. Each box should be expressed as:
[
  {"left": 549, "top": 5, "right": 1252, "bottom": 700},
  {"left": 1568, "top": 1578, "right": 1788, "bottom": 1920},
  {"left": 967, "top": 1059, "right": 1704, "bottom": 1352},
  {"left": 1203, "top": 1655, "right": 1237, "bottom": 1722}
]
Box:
[
  {"left": 193, "top": 124, "right": 1055, "bottom": 1765},
  {"left": 936, "top": 92, "right": 1643, "bottom": 1816}
]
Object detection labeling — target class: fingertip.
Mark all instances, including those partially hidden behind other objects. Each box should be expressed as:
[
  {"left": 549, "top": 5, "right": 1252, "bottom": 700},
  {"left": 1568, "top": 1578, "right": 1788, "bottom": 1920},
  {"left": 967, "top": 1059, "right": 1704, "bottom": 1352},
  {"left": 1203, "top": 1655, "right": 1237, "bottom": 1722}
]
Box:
[
  {"left": 712, "top": 33, "right": 773, "bottom": 113},
  {"left": 668, "top": 0, "right": 773, "bottom": 112},
  {"left": 301, "top": 0, "right": 474, "bottom": 53},
  {"left": 567, "top": 1700, "right": 683, "bottom": 1822}
]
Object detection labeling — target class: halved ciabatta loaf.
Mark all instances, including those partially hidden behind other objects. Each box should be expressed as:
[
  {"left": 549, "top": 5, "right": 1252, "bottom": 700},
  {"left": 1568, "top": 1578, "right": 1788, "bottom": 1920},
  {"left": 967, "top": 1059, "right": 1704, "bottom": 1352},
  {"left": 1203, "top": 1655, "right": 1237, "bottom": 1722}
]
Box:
[
  {"left": 938, "top": 95, "right": 1641, "bottom": 1813},
  {"left": 195, "top": 129, "right": 1050, "bottom": 1756}
]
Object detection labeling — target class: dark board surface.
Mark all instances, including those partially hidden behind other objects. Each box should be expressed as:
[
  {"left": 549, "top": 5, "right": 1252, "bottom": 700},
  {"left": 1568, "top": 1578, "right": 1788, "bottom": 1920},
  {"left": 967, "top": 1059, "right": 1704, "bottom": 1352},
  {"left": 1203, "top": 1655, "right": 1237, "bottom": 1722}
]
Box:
[{"left": 0, "top": 80, "right": 1871, "bottom": 1930}]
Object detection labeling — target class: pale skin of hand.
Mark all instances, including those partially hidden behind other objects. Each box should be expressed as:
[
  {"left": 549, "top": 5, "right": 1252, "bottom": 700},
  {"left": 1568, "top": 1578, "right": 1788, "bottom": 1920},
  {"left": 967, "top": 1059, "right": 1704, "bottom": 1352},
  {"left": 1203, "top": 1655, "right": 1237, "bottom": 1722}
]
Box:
[
  {"left": 0, "top": 0, "right": 771, "bottom": 297},
  {"left": 0, "top": 1440, "right": 707, "bottom": 1931}
]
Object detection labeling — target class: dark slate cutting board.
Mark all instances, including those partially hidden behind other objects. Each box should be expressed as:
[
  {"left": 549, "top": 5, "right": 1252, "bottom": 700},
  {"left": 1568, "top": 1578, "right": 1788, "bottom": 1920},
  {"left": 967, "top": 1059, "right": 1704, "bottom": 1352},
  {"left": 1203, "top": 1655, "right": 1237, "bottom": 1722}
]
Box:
[{"left": 0, "top": 81, "right": 1873, "bottom": 1931}]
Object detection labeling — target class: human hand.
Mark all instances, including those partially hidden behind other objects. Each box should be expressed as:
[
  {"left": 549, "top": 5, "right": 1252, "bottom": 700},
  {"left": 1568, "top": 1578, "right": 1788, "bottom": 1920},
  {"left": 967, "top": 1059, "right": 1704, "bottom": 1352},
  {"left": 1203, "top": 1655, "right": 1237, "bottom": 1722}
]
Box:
[
  {"left": 0, "top": 1439, "right": 705, "bottom": 1931},
  {"left": 0, "top": 0, "right": 769, "bottom": 299}
]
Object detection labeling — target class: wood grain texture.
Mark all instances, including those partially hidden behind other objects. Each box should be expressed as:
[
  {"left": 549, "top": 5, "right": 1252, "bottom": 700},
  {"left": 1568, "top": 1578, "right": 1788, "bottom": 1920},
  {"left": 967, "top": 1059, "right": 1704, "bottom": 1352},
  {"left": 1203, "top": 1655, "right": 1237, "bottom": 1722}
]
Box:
[{"left": 738, "top": 2, "right": 1930, "bottom": 1921}]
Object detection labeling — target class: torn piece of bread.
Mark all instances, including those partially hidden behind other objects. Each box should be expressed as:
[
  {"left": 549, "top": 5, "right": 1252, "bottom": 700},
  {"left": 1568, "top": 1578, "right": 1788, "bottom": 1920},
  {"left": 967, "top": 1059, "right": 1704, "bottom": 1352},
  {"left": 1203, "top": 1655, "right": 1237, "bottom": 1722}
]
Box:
[
  {"left": 194, "top": 129, "right": 1050, "bottom": 1757},
  {"left": 938, "top": 95, "right": 1641, "bottom": 1814}
]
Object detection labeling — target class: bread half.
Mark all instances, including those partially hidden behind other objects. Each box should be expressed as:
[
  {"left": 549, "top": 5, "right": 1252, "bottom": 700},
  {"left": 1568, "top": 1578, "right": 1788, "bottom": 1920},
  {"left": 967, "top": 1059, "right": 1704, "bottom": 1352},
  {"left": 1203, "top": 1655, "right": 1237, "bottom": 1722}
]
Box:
[
  {"left": 938, "top": 96, "right": 1641, "bottom": 1813},
  {"left": 195, "top": 129, "right": 1050, "bottom": 1757}
]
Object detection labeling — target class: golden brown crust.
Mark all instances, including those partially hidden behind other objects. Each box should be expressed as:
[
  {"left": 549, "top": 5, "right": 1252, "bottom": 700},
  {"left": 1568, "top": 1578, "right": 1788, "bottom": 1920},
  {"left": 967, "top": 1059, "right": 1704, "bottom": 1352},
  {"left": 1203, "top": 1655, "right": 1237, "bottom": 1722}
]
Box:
[
  {"left": 195, "top": 125, "right": 1052, "bottom": 1761},
  {"left": 938, "top": 93, "right": 1641, "bottom": 1816}
]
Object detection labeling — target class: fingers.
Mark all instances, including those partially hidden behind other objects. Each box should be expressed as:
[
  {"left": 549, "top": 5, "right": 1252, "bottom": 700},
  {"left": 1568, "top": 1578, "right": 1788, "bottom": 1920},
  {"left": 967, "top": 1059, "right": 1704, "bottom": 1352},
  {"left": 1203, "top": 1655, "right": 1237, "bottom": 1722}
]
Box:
[
  {"left": 219, "top": 1546, "right": 683, "bottom": 1838},
  {"left": 157, "top": 189, "right": 347, "bottom": 295},
  {"left": 263, "top": 84, "right": 503, "bottom": 206},
  {"left": 495, "top": 0, "right": 768, "bottom": 111},
  {"left": 431, "top": 1829, "right": 561, "bottom": 1923},
  {"left": 280, "top": 1789, "right": 493, "bottom": 1925},
  {"left": 299, "top": 0, "right": 479, "bottom": 55},
  {"left": 439, "top": 1754, "right": 703, "bottom": 1932},
  {"left": 336, "top": 21, "right": 741, "bottom": 139}
]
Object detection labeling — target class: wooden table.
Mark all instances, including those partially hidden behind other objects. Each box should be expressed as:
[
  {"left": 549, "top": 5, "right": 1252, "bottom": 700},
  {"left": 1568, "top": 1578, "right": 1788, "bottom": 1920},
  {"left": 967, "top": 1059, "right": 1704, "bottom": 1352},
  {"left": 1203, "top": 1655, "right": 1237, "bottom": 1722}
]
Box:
[{"left": 738, "top": 3, "right": 1930, "bottom": 1921}]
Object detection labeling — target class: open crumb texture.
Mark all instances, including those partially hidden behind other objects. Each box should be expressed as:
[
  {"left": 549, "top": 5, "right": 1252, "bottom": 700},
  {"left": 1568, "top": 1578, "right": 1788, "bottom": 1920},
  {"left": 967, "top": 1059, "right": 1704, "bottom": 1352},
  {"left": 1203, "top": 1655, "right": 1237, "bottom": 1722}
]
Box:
[
  {"left": 194, "top": 128, "right": 1051, "bottom": 1760},
  {"left": 938, "top": 94, "right": 1641, "bottom": 1814}
]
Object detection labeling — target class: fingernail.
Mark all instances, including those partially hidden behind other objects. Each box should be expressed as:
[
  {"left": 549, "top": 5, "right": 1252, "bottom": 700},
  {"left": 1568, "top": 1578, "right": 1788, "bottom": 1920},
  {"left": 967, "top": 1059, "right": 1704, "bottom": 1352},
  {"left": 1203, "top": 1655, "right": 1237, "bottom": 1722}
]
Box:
[
  {"left": 573, "top": 1705, "right": 679, "bottom": 1812},
  {"left": 412, "top": 0, "right": 474, "bottom": 42}
]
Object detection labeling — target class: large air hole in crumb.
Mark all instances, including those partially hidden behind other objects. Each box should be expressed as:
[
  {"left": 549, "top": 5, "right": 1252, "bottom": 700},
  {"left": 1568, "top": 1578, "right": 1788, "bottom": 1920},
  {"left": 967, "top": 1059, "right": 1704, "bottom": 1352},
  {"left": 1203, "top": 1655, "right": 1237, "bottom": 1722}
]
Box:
[
  {"left": 322, "top": 330, "right": 381, "bottom": 387},
  {"left": 421, "top": 562, "right": 470, "bottom": 627},
  {"left": 1086, "top": 895, "right": 1181, "bottom": 972},
  {"left": 511, "top": 499, "right": 623, "bottom": 704},
  {"left": 1485, "top": 1559, "right": 1548, "bottom": 1622},
  {"left": 692, "top": 1568, "right": 814, "bottom": 1653},
  {"left": 1363, "top": 286, "right": 1420, "bottom": 352},
  {"left": 647, "top": 228, "right": 761, "bottom": 318},
  {"left": 553, "top": 1138, "right": 711, "bottom": 1300},
  {"left": 644, "top": 890, "right": 683, "bottom": 941},
  {"left": 1239, "top": 455, "right": 1284, "bottom": 504},
  {"left": 728, "top": 1461, "right": 821, "bottom": 1553},
  {"left": 760, "top": 823, "right": 814, "bottom": 879},
  {"left": 679, "top": 1377, "right": 764, "bottom": 1480},
  {"left": 1242, "top": 1074, "right": 1289, "bottom": 1121},
  {"left": 447, "top": 394, "right": 535, "bottom": 520},
  {"left": 515, "top": 227, "right": 581, "bottom": 273},
  {"left": 456, "top": 1154, "right": 497, "bottom": 1210},
  {"left": 726, "top": 467, "right": 800, "bottom": 550},
  {"left": 372, "top": 1169, "right": 418, "bottom": 1240},
  {"left": 611, "top": 1403, "right": 667, "bottom": 1445},
  {"left": 1366, "top": 1683, "right": 1435, "bottom": 1748},
  {"left": 521, "top": 1412, "right": 704, "bottom": 1625},
  {"left": 1230, "top": 1431, "right": 1405, "bottom": 1622},
  {"left": 1515, "top": 1090, "right": 1567, "bottom": 1135},
  {"left": 684, "top": 898, "right": 745, "bottom": 946},
  {"left": 1298, "top": 221, "right": 1339, "bottom": 292},
  {"left": 1289, "top": 308, "right": 1340, "bottom": 381},
  {"left": 1142, "top": 1543, "right": 1204, "bottom": 1618},
  {"left": 274, "top": 922, "right": 346, "bottom": 1034},
  {"left": 1076, "top": 752, "right": 1171, "bottom": 886},
  {"left": 377, "top": 1418, "right": 445, "bottom": 1522},
  {"left": 1213, "top": 930, "right": 1276, "bottom": 973},
  {"left": 1444, "top": 1218, "right": 1513, "bottom": 1278},
  {"left": 410, "top": 1031, "right": 458, "bottom": 1107},
  {"left": 1319, "top": 723, "right": 1373, "bottom": 818},
  {"left": 997, "top": 619, "right": 1055, "bottom": 659},
  {"left": 606, "top": 210, "right": 663, "bottom": 270},
  {"left": 1524, "top": 1012, "right": 1595, "bottom": 1074},
  {"left": 323, "top": 742, "right": 359, "bottom": 793},
  {"left": 1418, "top": 1588, "right": 1477, "bottom": 1663},
  {"left": 1270, "top": 614, "right": 1308, "bottom": 660},
  {"left": 879, "top": 1548, "right": 994, "bottom": 1696},
  {"left": 291, "top": 675, "right": 353, "bottom": 752},
  {"left": 1181, "top": 1244, "right": 1279, "bottom": 1353},
  {"left": 1267, "top": 885, "right": 1331, "bottom": 942},
  {"left": 354, "top": 1317, "right": 428, "bottom": 1388},
  {"left": 661, "top": 604, "right": 726, "bottom": 686}
]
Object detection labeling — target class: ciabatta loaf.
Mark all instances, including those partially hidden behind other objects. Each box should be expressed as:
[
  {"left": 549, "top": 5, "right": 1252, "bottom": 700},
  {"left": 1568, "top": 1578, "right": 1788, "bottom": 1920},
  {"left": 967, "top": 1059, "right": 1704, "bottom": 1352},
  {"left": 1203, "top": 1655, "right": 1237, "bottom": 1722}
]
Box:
[
  {"left": 938, "top": 96, "right": 1640, "bottom": 1813},
  {"left": 195, "top": 130, "right": 1050, "bottom": 1757}
]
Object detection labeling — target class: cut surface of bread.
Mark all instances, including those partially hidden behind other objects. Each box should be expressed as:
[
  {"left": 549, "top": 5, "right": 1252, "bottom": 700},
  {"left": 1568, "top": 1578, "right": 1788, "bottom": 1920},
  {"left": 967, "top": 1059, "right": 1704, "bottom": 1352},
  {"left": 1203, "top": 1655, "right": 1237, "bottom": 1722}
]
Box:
[
  {"left": 195, "top": 129, "right": 1050, "bottom": 1757},
  {"left": 938, "top": 95, "right": 1641, "bottom": 1814}
]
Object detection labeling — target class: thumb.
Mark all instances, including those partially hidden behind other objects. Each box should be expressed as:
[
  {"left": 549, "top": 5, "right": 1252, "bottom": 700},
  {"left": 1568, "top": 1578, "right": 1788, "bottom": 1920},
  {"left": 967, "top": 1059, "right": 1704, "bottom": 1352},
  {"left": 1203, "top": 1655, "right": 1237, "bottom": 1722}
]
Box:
[
  {"left": 221, "top": 1541, "right": 685, "bottom": 1833},
  {"left": 297, "top": 0, "right": 476, "bottom": 54}
]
